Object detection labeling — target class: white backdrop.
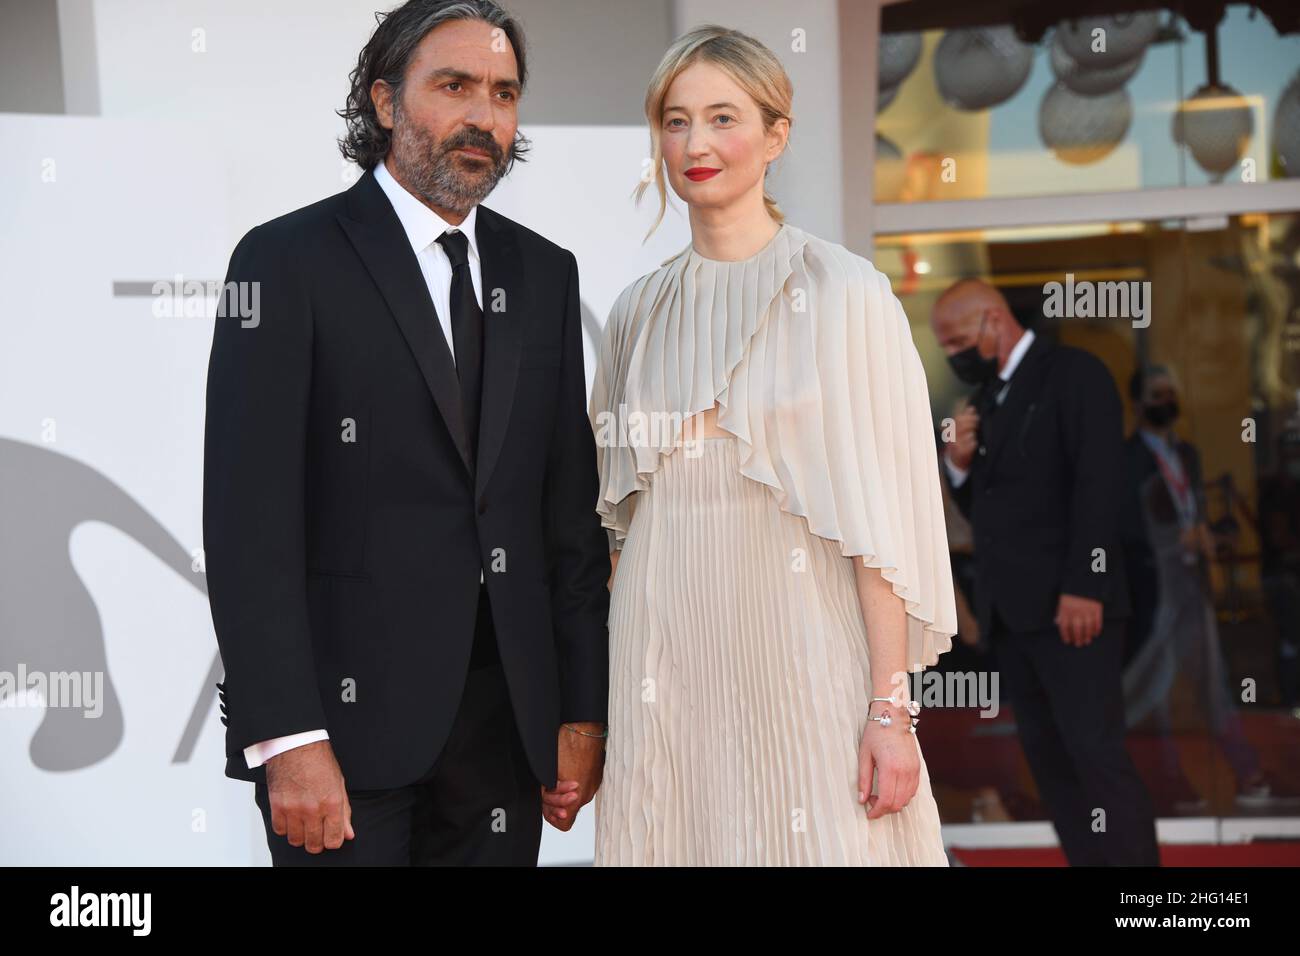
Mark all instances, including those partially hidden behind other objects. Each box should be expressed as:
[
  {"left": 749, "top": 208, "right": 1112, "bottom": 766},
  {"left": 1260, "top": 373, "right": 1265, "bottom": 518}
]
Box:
[{"left": 0, "top": 110, "right": 688, "bottom": 864}]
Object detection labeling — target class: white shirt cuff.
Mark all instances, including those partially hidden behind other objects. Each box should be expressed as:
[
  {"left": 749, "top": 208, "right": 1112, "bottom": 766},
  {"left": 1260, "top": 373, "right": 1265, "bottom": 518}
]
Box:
[
  {"left": 244, "top": 729, "right": 330, "bottom": 769},
  {"left": 944, "top": 453, "right": 970, "bottom": 488}
]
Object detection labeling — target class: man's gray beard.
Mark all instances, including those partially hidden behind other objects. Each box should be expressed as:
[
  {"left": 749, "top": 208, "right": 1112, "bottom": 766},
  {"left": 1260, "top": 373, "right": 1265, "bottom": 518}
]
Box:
[{"left": 389, "top": 106, "right": 509, "bottom": 215}]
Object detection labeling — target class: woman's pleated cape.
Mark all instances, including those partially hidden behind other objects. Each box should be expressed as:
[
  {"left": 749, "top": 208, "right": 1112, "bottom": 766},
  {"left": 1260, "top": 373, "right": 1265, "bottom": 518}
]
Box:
[{"left": 589, "top": 223, "right": 957, "bottom": 672}]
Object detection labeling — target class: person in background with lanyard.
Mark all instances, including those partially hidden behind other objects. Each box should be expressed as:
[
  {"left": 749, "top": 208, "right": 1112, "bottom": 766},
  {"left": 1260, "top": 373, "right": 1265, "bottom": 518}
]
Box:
[{"left": 1121, "top": 365, "right": 1281, "bottom": 813}]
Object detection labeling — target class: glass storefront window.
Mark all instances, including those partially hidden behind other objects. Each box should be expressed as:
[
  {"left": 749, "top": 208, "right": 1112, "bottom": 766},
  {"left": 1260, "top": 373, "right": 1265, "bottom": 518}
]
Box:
[
  {"left": 883, "top": 212, "right": 1300, "bottom": 826},
  {"left": 874, "top": 7, "right": 1300, "bottom": 203}
]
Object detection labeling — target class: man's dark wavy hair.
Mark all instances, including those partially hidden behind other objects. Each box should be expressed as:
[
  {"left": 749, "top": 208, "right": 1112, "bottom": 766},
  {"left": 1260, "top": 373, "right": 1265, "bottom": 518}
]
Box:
[{"left": 338, "top": 0, "right": 530, "bottom": 171}]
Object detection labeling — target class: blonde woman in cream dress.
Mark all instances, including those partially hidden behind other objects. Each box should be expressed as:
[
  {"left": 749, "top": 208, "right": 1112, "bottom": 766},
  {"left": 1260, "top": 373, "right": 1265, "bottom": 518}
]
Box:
[{"left": 589, "top": 27, "right": 957, "bottom": 866}]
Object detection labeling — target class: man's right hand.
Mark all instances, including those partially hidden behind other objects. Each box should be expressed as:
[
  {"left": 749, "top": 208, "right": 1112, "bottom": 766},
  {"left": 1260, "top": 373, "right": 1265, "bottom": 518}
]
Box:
[
  {"left": 948, "top": 403, "right": 980, "bottom": 471},
  {"left": 265, "top": 739, "right": 354, "bottom": 853}
]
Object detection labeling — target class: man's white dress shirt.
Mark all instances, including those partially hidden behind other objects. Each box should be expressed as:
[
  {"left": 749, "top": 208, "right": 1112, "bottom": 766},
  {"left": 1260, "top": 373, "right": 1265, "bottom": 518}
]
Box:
[
  {"left": 243, "top": 159, "right": 486, "bottom": 770},
  {"left": 945, "top": 328, "right": 1035, "bottom": 489}
]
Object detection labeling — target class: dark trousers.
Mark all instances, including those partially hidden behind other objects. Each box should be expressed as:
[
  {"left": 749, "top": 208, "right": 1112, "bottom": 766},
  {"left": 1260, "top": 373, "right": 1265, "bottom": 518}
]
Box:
[
  {"left": 992, "top": 605, "right": 1160, "bottom": 866},
  {"left": 253, "top": 583, "right": 543, "bottom": 865}
]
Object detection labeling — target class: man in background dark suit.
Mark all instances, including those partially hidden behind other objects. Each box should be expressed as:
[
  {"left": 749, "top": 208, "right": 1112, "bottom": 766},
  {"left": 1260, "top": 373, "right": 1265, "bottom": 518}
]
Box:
[
  {"left": 1120, "top": 367, "right": 1199, "bottom": 667},
  {"left": 929, "top": 278, "right": 1158, "bottom": 866},
  {"left": 203, "top": 0, "right": 609, "bottom": 865}
]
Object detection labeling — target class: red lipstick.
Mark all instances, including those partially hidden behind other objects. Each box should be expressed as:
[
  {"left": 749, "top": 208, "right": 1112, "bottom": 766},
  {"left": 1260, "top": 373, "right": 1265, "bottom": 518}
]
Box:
[{"left": 684, "top": 167, "right": 721, "bottom": 182}]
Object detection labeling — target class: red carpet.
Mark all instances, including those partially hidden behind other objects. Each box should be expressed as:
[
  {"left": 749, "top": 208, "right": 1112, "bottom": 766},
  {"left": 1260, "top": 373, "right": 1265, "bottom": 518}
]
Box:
[
  {"left": 949, "top": 843, "right": 1300, "bottom": 867},
  {"left": 922, "top": 705, "right": 1300, "bottom": 821}
]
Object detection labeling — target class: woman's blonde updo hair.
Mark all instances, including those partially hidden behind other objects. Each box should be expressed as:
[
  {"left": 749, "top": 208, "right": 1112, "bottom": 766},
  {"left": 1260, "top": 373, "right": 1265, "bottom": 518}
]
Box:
[{"left": 637, "top": 25, "right": 794, "bottom": 237}]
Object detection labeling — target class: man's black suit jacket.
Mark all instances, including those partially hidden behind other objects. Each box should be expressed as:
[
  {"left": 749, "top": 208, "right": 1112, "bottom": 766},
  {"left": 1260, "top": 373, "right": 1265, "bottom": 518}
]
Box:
[
  {"left": 949, "top": 333, "right": 1131, "bottom": 636},
  {"left": 203, "top": 168, "right": 610, "bottom": 791}
]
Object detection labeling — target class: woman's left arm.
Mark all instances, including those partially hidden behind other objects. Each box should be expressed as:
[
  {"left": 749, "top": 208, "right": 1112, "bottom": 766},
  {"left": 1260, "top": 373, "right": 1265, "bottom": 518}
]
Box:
[{"left": 852, "top": 559, "right": 922, "bottom": 819}]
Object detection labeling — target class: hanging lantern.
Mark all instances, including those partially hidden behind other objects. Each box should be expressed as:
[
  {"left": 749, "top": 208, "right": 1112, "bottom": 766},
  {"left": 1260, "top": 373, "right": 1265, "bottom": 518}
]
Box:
[
  {"left": 879, "top": 32, "right": 923, "bottom": 90},
  {"left": 1049, "top": 27, "right": 1144, "bottom": 96},
  {"left": 934, "top": 26, "right": 1033, "bottom": 111},
  {"left": 1056, "top": 12, "right": 1160, "bottom": 67},
  {"left": 1173, "top": 83, "right": 1254, "bottom": 179},
  {"left": 1040, "top": 82, "right": 1132, "bottom": 165},
  {"left": 1170, "top": 17, "right": 1254, "bottom": 181}
]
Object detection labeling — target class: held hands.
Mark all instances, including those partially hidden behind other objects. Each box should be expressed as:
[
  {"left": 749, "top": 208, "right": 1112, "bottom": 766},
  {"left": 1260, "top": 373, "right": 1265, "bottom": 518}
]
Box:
[
  {"left": 1055, "top": 592, "right": 1103, "bottom": 646},
  {"left": 265, "top": 739, "right": 354, "bottom": 854},
  {"left": 541, "top": 722, "right": 605, "bottom": 831},
  {"left": 858, "top": 700, "right": 921, "bottom": 820}
]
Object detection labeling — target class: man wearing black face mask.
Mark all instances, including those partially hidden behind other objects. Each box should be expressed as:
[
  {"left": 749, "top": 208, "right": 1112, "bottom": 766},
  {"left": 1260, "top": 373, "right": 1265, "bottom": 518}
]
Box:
[
  {"left": 929, "top": 279, "right": 1157, "bottom": 867},
  {"left": 1119, "top": 366, "right": 1280, "bottom": 813},
  {"left": 1121, "top": 366, "right": 1185, "bottom": 669}
]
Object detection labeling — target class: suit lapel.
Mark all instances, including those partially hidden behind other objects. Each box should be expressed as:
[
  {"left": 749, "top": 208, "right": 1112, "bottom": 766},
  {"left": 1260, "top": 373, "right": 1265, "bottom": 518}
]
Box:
[
  {"left": 337, "top": 169, "right": 472, "bottom": 475},
  {"left": 985, "top": 334, "right": 1050, "bottom": 470},
  {"left": 473, "top": 206, "right": 525, "bottom": 500}
]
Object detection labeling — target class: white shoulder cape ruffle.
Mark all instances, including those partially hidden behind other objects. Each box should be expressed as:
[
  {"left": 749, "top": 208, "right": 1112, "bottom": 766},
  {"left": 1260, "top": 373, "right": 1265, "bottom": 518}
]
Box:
[{"left": 589, "top": 223, "right": 956, "bottom": 672}]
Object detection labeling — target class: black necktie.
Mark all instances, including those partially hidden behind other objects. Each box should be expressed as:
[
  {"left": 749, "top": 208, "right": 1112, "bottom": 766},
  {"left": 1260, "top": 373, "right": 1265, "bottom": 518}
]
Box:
[
  {"left": 436, "top": 229, "right": 484, "bottom": 469},
  {"left": 976, "top": 376, "right": 1006, "bottom": 446},
  {"left": 981, "top": 377, "right": 1007, "bottom": 416}
]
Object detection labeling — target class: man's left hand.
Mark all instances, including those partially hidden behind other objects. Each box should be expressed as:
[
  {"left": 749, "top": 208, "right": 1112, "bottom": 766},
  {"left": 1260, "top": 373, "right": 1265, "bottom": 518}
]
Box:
[
  {"left": 1055, "top": 593, "right": 1104, "bottom": 646},
  {"left": 542, "top": 722, "right": 605, "bottom": 831}
]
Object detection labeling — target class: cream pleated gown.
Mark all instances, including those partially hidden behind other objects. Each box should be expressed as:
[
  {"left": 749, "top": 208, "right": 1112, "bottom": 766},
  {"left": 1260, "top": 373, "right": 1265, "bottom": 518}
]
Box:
[{"left": 589, "top": 224, "right": 957, "bottom": 866}]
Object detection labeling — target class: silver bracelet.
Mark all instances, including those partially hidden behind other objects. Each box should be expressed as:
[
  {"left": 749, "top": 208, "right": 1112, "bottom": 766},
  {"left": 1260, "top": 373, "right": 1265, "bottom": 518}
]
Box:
[
  {"left": 562, "top": 723, "right": 608, "bottom": 739},
  {"left": 867, "top": 697, "right": 921, "bottom": 733}
]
